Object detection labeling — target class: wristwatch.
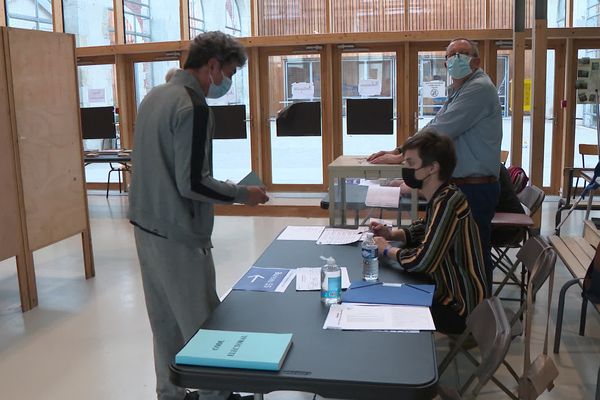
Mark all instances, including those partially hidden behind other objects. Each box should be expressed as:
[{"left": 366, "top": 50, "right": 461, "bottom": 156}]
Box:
[{"left": 383, "top": 246, "right": 393, "bottom": 258}]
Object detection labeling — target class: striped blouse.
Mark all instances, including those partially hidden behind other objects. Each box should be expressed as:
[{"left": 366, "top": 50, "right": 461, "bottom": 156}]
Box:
[{"left": 396, "top": 183, "right": 488, "bottom": 317}]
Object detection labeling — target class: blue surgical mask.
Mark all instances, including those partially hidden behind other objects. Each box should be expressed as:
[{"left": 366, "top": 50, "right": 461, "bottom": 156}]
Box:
[
  {"left": 447, "top": 54, "right": 473, "bottom": 80},
  {"left": 207, "top": 71, "right": 232, "bottom": 99}
]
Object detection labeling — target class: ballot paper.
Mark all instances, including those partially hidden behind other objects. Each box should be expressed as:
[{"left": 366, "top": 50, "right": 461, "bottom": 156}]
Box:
[
  {"left": 316, "top": 227, "right": 369, "bottom": 245},
  {"left": 277, "top": 226, "right": 326, "bottom": 241},
  {"left": 295, "top": 267, "right": 351, "bottom": 291},
  {"left": 323, "top": 303, "right": 436, "bottom": 331},
  {"left": 365, "top": 185, "right": 401, "bottom": 208}
]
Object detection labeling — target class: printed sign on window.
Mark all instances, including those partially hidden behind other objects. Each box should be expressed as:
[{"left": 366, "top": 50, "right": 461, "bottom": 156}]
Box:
[
  {"left": 291, "top": 82, "right": 314, "bottom": 99},
  {"left": 358, "top": 79, "right": 382, "bottom": 96},
  {"left": 422, "top": 81, "right": 446, "bottom": 99}
]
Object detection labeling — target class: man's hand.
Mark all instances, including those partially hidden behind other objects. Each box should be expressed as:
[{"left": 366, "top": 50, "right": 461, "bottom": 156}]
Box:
[
  {"left": 245, "top": 186, "right": 269, "bottom": 206},
  {"left": 369, "top": 153, "right": 404, "bottom": 165},
  {"left": 370, "top": 222, "right": 392, "bottom": 240},
  {"left": 367, "top": 150, "right": 394, "bottom": 162}
]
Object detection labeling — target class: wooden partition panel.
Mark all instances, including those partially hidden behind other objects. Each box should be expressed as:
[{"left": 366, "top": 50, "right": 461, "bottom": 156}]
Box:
[
  {"left": 0, "top": 32, "right": 20, "bottom": 262},
  {"left": 7, "top": 29, "right": 88, "bottom": 251}
]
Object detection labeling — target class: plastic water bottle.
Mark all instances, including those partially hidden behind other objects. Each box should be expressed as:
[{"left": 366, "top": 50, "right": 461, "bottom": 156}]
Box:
[
  {"left": 320, "top": 256, "right": 341, "bottom": 305},
  {"left": 362, "top": 232, "right": 379, "bottom": 281}
]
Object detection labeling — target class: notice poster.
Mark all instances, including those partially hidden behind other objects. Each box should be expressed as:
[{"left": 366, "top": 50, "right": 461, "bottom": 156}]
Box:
[{"left": 576, "top": 58, "right": 600, "bottom": 104}]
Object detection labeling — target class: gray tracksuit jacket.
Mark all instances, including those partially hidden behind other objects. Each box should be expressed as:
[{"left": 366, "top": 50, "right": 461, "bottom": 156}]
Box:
[{"left": 128, "top": 69, "right": 248, "bottom": 248}]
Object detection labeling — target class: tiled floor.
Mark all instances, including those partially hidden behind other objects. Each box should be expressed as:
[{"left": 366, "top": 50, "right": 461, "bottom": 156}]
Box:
[{"left": 0, "top": 193, "right": 598, "bottom": 399}]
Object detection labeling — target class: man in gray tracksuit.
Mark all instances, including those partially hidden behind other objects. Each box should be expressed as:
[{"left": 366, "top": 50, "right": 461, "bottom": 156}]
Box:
[{"left": 129, "top": 32, "right": 269, "bottom": 400}]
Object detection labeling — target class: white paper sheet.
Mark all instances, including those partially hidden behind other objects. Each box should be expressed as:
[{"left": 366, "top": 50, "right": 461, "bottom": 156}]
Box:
[
  {"left": 365, "top": 185, "right": 401, "bottom": 208},
  {"left": 295, "top": 267, "right": 351, "bottom": 291},
  {"left": 277, "top": 226, "right": 326, "bottom": 241},
  {"left": 316, "top": 227, "right": 368, "bottom": 245},
  {"left": 323, "top": 304, "right": 436, "bottom": 331}
]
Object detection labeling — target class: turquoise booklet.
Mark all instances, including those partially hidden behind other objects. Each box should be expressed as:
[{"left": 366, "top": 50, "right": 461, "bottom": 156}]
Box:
[{"left": 175, "top": 329, "right": 293, "bottom": 371}]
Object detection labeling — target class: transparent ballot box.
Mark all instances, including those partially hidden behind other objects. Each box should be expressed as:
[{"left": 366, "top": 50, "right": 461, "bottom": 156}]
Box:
[{"left": 326, "top": 156, "right": 420, "bottom": 228}]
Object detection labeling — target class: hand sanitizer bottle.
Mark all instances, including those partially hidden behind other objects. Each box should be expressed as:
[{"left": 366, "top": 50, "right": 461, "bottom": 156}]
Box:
[{"left": 320, "top": 256, "right": 341, "bottom": 305}]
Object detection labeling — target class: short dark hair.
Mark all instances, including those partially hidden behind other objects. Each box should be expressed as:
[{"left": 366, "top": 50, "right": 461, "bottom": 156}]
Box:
[
  {"left": 401, "top": 127, "right": 457, "bottom": 182},
  {"left": 447, "top": 38, "right": 480, "bottom": 58},
  {"left": 184, "top": 31, "right": 247, "bottom": 69}
]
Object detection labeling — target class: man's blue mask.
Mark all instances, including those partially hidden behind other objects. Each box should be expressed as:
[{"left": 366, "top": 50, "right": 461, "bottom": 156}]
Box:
[
  {"left": 447, "top": 54, "right": 472, "bottom": 80},
  {"left": 207, "top": 71, "right": 232, "bottom": 99}
]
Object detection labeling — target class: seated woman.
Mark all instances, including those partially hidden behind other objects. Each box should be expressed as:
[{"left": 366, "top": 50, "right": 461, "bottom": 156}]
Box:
[{"left": 372, "top": 128, "right": 488, "bottom": 334}]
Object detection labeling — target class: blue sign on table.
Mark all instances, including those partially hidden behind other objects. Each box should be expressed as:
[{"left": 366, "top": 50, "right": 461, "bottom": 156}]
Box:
[{"left": 233, "top": 266, "right": 292, "bottom": 292}]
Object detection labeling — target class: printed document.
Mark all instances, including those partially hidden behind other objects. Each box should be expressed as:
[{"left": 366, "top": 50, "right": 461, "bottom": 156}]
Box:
[
  {"left": 316, "top": 227, "right": 368, "bottom": 245},
  {"left": 277, "top": 226, "right": 326, "bottom": 241},
  {"left": 295, "top": 267, "right": 351, "bottom": 291},
  {"left": 365, "top": 185, "right": 401, "bottom": 208},
  {"left": 323, "top": 303, "right": 435, "bottom": 331}
]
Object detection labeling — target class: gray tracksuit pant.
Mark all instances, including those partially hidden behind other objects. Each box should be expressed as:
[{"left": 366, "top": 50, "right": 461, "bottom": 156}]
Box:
[{"left": 134, "top": 227, "right": 229, "bottom": 400}]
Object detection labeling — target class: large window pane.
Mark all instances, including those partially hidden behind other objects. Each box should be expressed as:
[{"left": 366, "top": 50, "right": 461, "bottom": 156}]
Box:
[
  {"left": 134, "top": 60, "right": 180, "bottom": 107},
  {"left": 342, "top": 52, "right": 397, "bottom": 155},
  {"left": 6, "top": 0, "right": 53, "bottom": 31},
  {"left": 207, "top": 65, "right": 252, "bottom": 182},
  {"left": 574, "top": 0, "right": 600, "bottom": 27},
  {"left": 124, "top": 0, "right": 180, "bottom": 44},
  {"left": 197, "top": 0, "right": 251, "bottom": 37},
  {"left": 574, "top": 49, "right": 600, "bottom": 174},
  {"left": 268, "top": 54, "right": 323, "bottom": 184},
  {"left": 63, "top": 0, "right": 115, "bottom": 47},
  {"left": 78, "top": 64, "right": 117, "bottom": 183}
]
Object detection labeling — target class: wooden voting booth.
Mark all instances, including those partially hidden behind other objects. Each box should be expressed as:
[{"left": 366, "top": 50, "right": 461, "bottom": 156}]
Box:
[{"left": 0, "top": 27, "right": 94, "bottom": 312}]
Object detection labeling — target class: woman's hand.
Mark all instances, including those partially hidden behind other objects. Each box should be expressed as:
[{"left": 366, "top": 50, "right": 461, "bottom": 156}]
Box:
[
  {"left": 374, "top": 236, "right": 390, "bottom": 254},
  {"left": 369, "top": 222, "right": 392, "bottom": 239}
]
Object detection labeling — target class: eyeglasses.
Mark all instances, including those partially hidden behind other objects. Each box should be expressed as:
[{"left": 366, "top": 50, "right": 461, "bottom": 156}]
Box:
[{"left": 444, "top": 52, "right": 472, "bottom": 61}]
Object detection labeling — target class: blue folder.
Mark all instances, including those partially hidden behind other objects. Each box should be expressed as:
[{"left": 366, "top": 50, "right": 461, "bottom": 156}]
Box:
[{"left": 341, "top": 281, "right": 435, "bottom": 307}]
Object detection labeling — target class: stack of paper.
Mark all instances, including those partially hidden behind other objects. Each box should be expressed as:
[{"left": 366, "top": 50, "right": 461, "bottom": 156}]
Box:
[
  {"left": 365, "top": 185, "right": 401, "bottom": 208},
  {"left": 323, "top": 303, "right": 435, "bottom": 331},
  {"left": 277, "top": 226, "right": 325, "bottom": 241},
  {"left": 316, "top": 227, "right": 368, "bottom": 245}
]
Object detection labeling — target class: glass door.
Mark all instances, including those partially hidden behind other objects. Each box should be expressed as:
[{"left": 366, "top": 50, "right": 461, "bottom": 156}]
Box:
[
  {"left": 263, "top": 51, "right": 325, "bottom": 188},
  {"left": 340, "top": 51, "right": 397, "bottom": 155}
]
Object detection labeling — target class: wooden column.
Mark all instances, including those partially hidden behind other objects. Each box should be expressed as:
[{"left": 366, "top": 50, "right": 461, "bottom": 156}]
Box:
[
  {"left": 113, "top": 0, "right": 125, "bottom": 45},
  {"left": 561, "top": 38, "right": 577, "bottom": 192},
  {"left": 567, "top": 0, "right": 573, "bottom": 27},
  {"left": 115, "top": 55, "right": 136, "bottom": 148},
  {"left": 483, "top": 40, "right": 498, "bottom": 86},
  {"left": 321, "top": 44, "right": 335, "bottom": 184},
  {"left": 331, "top": 46, "right": 343, "bottom": 158},
  {"left": 529, "top": 0, "right": 548, "bottom": 226},
  {"left": 180, "top": 0, "right": 190, "bottom": 41},
  {"left": 0, "top": 1, "right": 6, "bottom": 26},
  {"left": 258, "top": 50, "right": 272, "bottom": 187},
  {"left": 248, "top": 47, "right": 264, "bottom": 178},
  {"left": 511, "top": 0, "right": 526, "bottom": 168},
  {"left": 52, "top": 0, "right": 64, "bottom": 32},
  {"left": 530, "top": 1, "right": 548, "bottom": 185}
]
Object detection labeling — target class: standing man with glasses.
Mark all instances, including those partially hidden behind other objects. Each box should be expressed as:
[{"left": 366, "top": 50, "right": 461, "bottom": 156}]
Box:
[{"left": 369, "top": 38, "right": 502, "bottom": 294}]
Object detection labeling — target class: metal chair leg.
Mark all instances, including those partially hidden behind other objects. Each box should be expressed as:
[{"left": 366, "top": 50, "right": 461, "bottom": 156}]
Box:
[
  {"left": 579, "top": 297, "right": 589, "bottom": 336},
  {"left": 553, "top": 278, "right": 581, "bottom": 353}
]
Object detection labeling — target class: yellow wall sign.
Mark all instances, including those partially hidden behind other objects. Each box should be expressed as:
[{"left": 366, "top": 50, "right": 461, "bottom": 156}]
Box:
[{"left": 509, "top": 78, "right": 533, "bottom": 113}]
